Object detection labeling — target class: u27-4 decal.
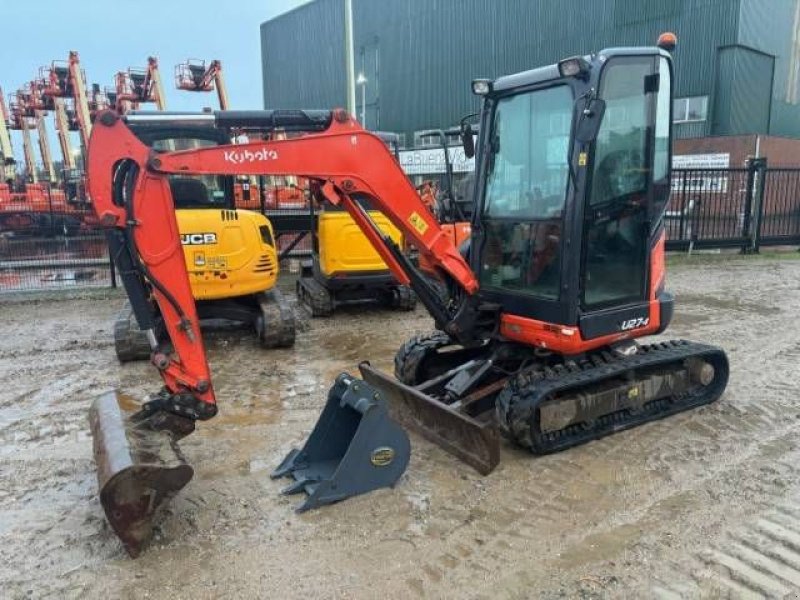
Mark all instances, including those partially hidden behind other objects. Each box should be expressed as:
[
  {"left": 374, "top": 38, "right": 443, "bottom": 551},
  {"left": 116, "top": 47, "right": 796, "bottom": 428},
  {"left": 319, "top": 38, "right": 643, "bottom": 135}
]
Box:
[{"left": 620, "top": 317, "right": 650, "bottom": 331}]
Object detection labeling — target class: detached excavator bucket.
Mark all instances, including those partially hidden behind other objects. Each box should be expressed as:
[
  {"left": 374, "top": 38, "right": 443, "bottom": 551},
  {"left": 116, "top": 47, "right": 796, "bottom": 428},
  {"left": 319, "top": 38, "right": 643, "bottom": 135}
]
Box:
[
  {"left": 359, "top": 362, "right": 501, "bottom": 476},
  {"left": 88, "top": 391, "right": 196, "bottom": 557},
  {"left": 271, "top": 373, "right": 410, "bottom": 512}
]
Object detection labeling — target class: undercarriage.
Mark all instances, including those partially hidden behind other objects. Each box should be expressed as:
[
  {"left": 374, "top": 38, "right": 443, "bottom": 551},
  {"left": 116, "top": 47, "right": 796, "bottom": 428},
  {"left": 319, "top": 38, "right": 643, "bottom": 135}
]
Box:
[{"left": 385, "top": 332, "right": 729, "bottom": 470}]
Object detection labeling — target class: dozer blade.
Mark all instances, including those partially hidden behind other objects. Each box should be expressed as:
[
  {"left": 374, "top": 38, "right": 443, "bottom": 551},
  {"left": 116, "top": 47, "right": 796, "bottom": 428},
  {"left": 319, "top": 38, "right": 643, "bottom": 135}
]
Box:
[
  {"left": 359, "top": 362, "right": 500, "bottom": 476},
  {"left": 271, "top": 373, "right": 410, "bottom": 512},
  {"left": 88, "top": 391, "right": 196, "bottom": 557}
]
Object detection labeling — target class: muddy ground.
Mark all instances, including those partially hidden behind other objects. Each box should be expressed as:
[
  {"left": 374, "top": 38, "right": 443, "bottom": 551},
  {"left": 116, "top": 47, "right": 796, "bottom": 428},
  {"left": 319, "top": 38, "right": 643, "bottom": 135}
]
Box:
[{"left": 2, "top": 254, "right": 800, "bottom": 599}]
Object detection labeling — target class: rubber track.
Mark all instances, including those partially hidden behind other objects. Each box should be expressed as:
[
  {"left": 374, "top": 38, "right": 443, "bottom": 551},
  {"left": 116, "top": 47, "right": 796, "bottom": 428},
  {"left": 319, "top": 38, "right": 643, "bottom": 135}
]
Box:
[
  {"left": 113, "top": 301, "right": 151, "bottom": 362},
  {"left": 258, "top": 290, "right": 296, "bottom": 348},
  {"left": 297, "top": 276, "right": 333, "bottom": 317},
  {"left": 497, "top": 339, "right": 729, "bottom": 455},
  {"left": 394, "top": 331, "right": 453, "bottom": 384},
  {"left": 390, "top": 285, "right": 417, "bottom": 311}
]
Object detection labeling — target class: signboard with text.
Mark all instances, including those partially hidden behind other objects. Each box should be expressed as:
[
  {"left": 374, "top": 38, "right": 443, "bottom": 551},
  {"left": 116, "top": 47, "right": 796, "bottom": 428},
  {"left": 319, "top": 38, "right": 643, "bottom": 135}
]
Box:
[
  {"left": 399, "top": 146, "right": 475, "bottom": 176},
  {"left": 672, "top": 153, "right": 730, "bottom": 193}
]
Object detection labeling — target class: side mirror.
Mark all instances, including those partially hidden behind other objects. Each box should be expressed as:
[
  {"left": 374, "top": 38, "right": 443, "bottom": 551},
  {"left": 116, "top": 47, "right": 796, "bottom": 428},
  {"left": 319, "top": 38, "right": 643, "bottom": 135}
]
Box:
[
  {"left": 460, "top": 123, "right": 475, "bottom": 159},
  {"left": 575, "top": 98, "right": 606, "bottom": 144}
]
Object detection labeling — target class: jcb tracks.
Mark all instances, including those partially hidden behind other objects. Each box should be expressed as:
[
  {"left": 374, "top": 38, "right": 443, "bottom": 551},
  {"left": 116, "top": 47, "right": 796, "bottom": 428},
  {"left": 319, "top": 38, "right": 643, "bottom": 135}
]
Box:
[
  {"left": 497, "top": 339, "right": 730, "bottom": 455},
  {"left": 113, "top": 301, "right": 151, "bottom": 362},
  {"left": 388, "top": 285, "right": 417, "bottom": 311},
  {"left": 256, "top": 290, "right": 296, "bottom": 348},
  {"left": 296, "top": 276, "right": 333, "bottom": 317}
]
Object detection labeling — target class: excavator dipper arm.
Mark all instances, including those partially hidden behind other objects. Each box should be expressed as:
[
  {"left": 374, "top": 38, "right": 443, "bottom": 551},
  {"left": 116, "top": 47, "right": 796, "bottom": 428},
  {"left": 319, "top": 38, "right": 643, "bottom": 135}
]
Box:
[{"left": 87, "top": 109, "right": 479, "bottom": 415}]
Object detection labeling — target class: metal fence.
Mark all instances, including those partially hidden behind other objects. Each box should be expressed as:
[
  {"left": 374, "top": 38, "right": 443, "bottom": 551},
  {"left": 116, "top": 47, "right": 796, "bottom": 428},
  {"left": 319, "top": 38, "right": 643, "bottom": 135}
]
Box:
[
  {"left": 667, "top": 159, "right": 800, "bottom": 252},
  {"left": 0, "top": 181, "right": 313, "bottom": 293},
  {"left": 756, "top": 167, "right": 800, "bottom": 248},
  {"left": 0, "top": 183, "right": 113, "bottom": 293},
  {"left": 1, "top": 161, "right": 799, "bottom": 293}
]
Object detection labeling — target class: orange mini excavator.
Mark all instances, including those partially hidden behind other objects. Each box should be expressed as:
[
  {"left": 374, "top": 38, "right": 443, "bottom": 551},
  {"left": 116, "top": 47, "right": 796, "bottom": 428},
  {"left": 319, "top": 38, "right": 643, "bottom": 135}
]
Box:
[{"left": 85, "top": 37, "right": 728, "bottom": 556}]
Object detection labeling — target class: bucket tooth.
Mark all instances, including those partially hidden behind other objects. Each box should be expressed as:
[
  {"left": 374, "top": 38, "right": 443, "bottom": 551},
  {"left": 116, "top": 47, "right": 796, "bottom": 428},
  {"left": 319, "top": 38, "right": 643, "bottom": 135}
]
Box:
[
  {"left": 88, "top": 391, "right": 196, "bottom": 557},
  {"left": 281, "top": 477, "right": 319, "bottom": 496},
  {"left": 271, "top": 448, "right": 303, "bottom": 479},
  {"left": 271, "top": 373, "right": 410, "bottom": 512}
]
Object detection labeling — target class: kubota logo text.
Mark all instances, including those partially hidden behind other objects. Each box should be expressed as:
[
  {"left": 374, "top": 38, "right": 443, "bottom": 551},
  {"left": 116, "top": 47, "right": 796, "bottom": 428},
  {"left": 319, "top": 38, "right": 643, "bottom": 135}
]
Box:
[
  {"left": 223, "top": 147, "right": 279, "bottom": 164},
  {"left": 181, "top": 233, "right": 217, "bottom": 245}
]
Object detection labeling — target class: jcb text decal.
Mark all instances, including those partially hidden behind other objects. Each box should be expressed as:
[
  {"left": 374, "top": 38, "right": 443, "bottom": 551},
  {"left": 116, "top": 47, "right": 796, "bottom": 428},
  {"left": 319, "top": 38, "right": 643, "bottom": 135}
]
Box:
[{"left": 181, "top": 233, "right": 218, "bottom": 245}]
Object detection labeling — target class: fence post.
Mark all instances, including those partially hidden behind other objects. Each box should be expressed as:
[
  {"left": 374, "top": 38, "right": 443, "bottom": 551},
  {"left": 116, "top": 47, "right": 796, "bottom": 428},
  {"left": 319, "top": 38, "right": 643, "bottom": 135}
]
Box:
[
  {"left": 742, "top": 159, "right": 756, "bottom": 254},
  {"left": 678, "top": 169, "right": 688, "bottom": 243},
  {"left": 751, "top": 157, "right": 768, "bottom": 254},
  {"left": 741, "top": 157, "right": 766, "bottom": 254}
]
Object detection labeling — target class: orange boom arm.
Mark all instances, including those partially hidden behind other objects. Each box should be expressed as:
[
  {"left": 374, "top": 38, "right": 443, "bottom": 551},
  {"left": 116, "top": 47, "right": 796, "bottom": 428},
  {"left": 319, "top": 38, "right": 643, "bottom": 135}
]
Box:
[{"left": 87, "top": 109, "right": 479, "bottom": 413}]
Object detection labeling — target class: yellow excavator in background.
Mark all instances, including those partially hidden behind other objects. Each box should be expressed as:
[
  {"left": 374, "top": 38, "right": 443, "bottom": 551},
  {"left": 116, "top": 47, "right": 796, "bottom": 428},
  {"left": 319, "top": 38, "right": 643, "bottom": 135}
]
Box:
[
  {"left": 107, "top": 58, "right": 295, "bottom": 359},
  {"left": 113, "top": 122, "right": 295, "bottom": 360},
  {"left": 297, "top": 198, "right": 416, "bottom": 315},
  {"left": 296, "top": 132, "right": 416, "bottom": 316}
]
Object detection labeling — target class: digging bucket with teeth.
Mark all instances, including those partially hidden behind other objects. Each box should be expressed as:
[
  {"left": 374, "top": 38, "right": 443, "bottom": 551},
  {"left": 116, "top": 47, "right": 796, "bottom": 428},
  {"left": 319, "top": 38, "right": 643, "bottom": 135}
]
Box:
[{"left": 272, "top": 372, "right": 411, "bottom": 512}]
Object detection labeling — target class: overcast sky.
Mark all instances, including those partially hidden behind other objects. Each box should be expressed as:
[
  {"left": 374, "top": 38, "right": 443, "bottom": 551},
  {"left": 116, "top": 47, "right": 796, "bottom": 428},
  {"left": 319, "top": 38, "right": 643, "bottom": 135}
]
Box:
[{"left": 2, "top": 0, "right": 310, "bottom": 165}]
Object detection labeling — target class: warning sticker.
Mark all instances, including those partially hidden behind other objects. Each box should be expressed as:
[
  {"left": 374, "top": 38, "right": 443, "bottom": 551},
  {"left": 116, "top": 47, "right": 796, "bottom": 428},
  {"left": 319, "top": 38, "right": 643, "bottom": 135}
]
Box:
[
  {"left": 578, "top": 152, "right": 587, "bottom": 167},
  {"left": 408, "top": 211, "right": 429, "bottom": 235}
]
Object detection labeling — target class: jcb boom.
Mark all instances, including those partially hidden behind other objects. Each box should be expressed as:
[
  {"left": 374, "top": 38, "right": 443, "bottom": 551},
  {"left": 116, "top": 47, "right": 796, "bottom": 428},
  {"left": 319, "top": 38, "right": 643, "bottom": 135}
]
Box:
[{"left": 86, "top": 40, "right": 728, "bottom": 556}]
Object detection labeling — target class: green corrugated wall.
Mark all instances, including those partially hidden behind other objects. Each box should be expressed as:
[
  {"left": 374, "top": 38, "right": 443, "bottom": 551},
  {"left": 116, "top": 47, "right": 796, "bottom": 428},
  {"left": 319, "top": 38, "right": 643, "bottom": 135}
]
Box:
[{"left": 261, "top": 0, "right": 798, "bottom": 141}]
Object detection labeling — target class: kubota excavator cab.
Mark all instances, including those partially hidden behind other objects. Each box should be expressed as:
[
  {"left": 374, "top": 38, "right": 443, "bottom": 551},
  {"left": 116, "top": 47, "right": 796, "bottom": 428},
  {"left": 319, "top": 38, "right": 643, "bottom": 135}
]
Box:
[
  {"left": 113, "top": 124, "right": 294, "bottom": 361},
  {"left": 379, "top": 39, "right": 726, "bottom": 472}
]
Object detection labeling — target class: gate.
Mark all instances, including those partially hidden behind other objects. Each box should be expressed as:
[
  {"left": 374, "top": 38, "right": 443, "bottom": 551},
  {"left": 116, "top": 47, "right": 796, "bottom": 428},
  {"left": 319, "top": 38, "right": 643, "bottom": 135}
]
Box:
[{"left": 667, "top": 159, "right": 800, "bottom": 253}]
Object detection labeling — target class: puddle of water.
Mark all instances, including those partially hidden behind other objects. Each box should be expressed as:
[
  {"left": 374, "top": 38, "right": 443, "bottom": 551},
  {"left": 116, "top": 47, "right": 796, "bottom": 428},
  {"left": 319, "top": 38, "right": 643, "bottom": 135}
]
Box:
[{"left": 555, "top": 522, "right": 643, "bottom": 568}]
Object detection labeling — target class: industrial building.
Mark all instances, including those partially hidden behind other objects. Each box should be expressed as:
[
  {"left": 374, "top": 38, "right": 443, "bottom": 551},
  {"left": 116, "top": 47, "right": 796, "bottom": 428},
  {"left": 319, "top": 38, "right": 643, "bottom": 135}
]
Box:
[{"left": 261, "top": 0, "right": 800, "bottom": 153}]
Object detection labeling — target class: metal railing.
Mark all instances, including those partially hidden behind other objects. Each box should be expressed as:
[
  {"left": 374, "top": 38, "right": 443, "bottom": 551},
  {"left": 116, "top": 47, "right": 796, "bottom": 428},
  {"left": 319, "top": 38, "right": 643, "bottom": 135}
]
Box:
[
  {"left": 668, "top": 159, "right": 800, "bottom": 252},
  {"left": 0, "top": 184, "right": 113, "bottom": 293},
  {"left": 1, "top": 161, "right": 799, "bottom": 293}
]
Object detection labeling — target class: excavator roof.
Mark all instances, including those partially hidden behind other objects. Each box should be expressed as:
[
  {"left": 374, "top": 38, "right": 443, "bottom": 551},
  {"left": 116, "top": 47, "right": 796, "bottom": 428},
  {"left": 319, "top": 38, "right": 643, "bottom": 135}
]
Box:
[{"left": 492, "top": 46, "right": 670, "bottom": 93}]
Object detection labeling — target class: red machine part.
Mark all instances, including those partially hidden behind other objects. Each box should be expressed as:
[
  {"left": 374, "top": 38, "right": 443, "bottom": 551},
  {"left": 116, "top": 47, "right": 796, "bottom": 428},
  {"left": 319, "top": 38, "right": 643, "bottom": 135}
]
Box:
[
  {"left": 87, "top": 110, "right": 476, "bottom": 409},
  {"left": 174, "top": 59, "right": 229, "bottom": 110},
  {"left": 87, "top": 108, "right": 667, "bottom": 409},
  {"left": 113, "top": 57, "right": 166, "bottom": 113}
]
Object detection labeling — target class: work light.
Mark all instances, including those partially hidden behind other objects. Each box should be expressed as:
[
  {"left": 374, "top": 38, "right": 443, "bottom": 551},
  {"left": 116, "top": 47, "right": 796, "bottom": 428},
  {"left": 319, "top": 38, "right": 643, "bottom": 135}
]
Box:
[
  {"left": 557, "top": 56, "right": 590, "bottom": 79},
  {"left": 471, "top": 79, "right": 492, "bottom": 96}
]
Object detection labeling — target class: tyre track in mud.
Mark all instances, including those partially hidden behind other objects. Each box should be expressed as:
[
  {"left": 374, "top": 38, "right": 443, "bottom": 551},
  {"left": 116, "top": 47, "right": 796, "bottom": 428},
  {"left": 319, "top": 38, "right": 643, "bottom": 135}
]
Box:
[{"left": 398, "top": 260, "right": 800, "bottom": 598}]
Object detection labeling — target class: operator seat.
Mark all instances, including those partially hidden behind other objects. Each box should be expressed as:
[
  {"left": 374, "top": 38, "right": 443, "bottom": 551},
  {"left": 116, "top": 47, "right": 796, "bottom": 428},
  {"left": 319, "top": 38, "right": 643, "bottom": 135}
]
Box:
[{"left": 169, "top": 177, "right": 209, "bottom": 209}]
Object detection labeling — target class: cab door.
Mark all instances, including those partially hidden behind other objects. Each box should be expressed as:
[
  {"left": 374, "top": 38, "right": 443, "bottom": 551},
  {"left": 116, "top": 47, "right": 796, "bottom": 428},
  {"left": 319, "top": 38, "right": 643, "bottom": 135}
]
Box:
[{"left": 580, "top": 55, "right": 671, "bottom": 315}]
